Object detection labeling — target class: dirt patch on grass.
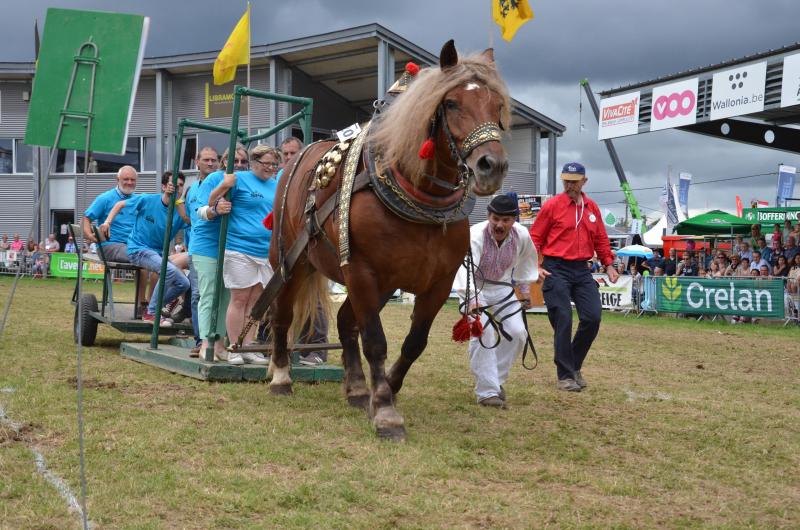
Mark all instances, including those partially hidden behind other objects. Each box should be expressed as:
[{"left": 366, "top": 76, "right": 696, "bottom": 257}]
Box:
[
  {"left": 66, "top": 377, "right": 117, "bottom": 390},
  {"left": 0, "top": 421, "right": 38, "bottom": 445}
]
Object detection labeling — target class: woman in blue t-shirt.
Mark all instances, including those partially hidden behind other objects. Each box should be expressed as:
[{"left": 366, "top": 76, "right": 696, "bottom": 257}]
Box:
[{"left": 208, "top": 145, "right": 280, "bottom": 365}]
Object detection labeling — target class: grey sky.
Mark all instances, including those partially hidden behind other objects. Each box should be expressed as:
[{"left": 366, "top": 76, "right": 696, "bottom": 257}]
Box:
[{"left": 4, "top": 0, "right": 800, "bottom": 220}]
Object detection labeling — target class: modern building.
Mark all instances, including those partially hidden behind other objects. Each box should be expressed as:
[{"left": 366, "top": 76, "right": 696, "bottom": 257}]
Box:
[{"left": 0, "top": 23, "right": 564, "bottom": 246}]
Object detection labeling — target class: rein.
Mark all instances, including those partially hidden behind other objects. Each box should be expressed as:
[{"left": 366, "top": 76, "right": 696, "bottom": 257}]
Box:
[{"left": 460, "top": 249, "right": 539, "bottom": 371}]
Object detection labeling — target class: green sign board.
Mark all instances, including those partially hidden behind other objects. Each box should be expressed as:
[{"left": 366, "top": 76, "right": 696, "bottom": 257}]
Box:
[
  {"left": 49, "top": 253, "right": 104, "bottom": 279},
  {"left": 654, "top": 277, "right": 784, "bottom": 318},
  {"left": 741, "top": 207, "right": 800, "bottom": 225},
  {"left": 25, "top": 8, "right": 149, "bottom": 154}
]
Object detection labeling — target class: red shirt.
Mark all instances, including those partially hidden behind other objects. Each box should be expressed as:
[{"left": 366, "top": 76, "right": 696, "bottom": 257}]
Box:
[{"left": 530, "top": 192, "right": 614, "bottom": 266}]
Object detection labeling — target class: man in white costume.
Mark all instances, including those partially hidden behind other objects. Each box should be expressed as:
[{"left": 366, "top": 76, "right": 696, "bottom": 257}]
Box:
[{"left": 455, "top": 194, "right": 538, "bottom": 409}]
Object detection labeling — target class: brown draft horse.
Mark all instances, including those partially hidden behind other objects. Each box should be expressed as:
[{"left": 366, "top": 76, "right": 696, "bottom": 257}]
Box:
[{"left": 268, "top": 41, "right": 512, "bottom": 440}]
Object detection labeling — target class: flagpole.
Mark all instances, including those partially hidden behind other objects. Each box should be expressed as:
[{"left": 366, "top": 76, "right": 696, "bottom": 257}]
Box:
[
  {"left": 488, "top": 1, "right": 494, "bottom": 49},
  {"left": 246, "top": 1, "right": 251, "bottom": 136}
]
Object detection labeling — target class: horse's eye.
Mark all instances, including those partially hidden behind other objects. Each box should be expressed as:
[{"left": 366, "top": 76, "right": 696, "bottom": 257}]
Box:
[{"left": 444, "top": 99, "right": 459, "bottom": 111}]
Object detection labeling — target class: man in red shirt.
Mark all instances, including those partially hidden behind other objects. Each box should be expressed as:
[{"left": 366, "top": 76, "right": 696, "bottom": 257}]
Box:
[{"left": 530, "top": 162, "right": 618, "bottom": 392}]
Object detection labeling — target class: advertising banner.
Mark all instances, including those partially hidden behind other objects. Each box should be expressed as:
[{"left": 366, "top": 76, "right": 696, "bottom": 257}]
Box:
[
  {"left": 654, "top": 277, "right": 784, "bottom": 318},
  {"left": 710, "top": 61, "right": 767, "bottom": 121},
  {"left": 593, "top": 274, "right": 634, "bottom": 310},
  {"left": 516, "top": 194, "right": 547, "bottom": 226},
  {"left": 205, "top": 80, "right": 248, "bottom": 119},
  {"left": 598, "top": 91, "right": 640, "bottom": 140},
  {"left": 776, "top": 164, "right": 797, "bottom": 206},
  {"left": 650, "top": 78, "right": 698, "bottom": 131},
  {"left": 780, "top": 52, "right": 800, "bottom": 108},
  {"left": 49, "top": 253, "right": 104, "bottom": 279},
  {"left": 678, "top": 172, "right": 691, "bottom": 216},
  {"left": 742, "top": 207, "right": 800, "bottom": 224}
]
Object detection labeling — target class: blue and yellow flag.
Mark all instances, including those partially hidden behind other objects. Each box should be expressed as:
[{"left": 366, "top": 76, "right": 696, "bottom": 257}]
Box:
[
  {"left": 493, "top": 0, "right": 534, "bottom": 42},
  {"left": 213, "top": 5, "right": 250, "bottom": 85}
]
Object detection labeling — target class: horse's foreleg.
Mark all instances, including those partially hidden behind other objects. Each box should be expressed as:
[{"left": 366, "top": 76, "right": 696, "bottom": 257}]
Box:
[
  {"left": 347, "top": 286, "right": 404, "bottom": 440},
  {"left": 337, "top": 298, "right": 369, "bottom": 409},
  {"left": 338, "top": 292, "right": 394, "bottom": 410},
  {"left": 387, "top": 282, "right": 452, "bottom": 396}
]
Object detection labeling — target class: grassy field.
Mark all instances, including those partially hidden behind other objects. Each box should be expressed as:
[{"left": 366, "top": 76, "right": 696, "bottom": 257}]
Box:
[{"left": 0, "top": 277, "right": 798, "bottom": 529}]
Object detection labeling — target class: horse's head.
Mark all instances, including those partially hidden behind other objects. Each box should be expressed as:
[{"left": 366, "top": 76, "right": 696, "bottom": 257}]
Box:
[
  {"left": 370, "top": 40, "right": 512, "bottom": 197},
  {"left": 436, "top": 40, "right": 509, "bottom": 196}
]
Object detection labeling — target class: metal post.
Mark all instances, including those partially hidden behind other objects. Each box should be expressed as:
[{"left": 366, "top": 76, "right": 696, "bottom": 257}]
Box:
[
  {"left": 149, "top": 121, "right": 186, "bottom": 349},
  {"left": 207, "top": 87, "right": 244, "bottom": 358}
]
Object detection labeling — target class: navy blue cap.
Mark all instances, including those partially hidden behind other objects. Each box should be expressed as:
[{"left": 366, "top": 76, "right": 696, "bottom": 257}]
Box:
[
  {"left": 487, "top": 194, "right": 519, "bottom": 216},
  {"left": 560, "top": 162, "right": 586, "bottom": 181}
]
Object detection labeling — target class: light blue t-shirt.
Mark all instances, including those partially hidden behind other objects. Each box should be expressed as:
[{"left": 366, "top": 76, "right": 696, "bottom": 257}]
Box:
[
  {"left": 205, "top": 170, "right": 276, "bottom": 258},
  {"left": 125, "top": 193, "right": 187, "bottom": 256},
  {"left": 84, "top": 187, "right": 138, "bottom": 245},
  {"left": 186, "top": 172, "right": 223, "bottom": 258}
]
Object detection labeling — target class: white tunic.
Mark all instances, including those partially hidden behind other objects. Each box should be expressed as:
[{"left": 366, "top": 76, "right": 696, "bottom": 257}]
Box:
[{"left": 453, "top": 220, "right": 539, "bottom": 402}]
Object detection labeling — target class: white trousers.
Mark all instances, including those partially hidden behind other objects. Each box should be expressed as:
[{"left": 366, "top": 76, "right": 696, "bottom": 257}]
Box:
[{"left": 468, "top": 284, "right": 526, "bottom": 401}]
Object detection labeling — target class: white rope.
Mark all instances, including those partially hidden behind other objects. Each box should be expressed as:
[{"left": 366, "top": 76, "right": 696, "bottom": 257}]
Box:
[{"left": 0, "top": 400, "right": 94, "bottom": 528}]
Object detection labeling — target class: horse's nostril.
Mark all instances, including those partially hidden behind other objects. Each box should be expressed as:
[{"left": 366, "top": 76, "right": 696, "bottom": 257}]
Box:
[{"left": 477, "top": 155, "right": 495, "bottom": 173}]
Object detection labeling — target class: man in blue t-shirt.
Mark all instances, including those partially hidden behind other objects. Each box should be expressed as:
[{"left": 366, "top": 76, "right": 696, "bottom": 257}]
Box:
[
  {"left": 82, "top": 165, "right": 139, "bottom": 262},
  {"left": 103, "top": 172, "right": 189, "bottom": 326}
]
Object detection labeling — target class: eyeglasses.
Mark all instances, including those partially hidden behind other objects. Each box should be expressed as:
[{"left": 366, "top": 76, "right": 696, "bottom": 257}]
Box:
[
  {"left": 234, "top": 158, "right": 248, "bottom": 165},
  {"left": 253, "top": 159, "right": 279, "bottom": 169}
]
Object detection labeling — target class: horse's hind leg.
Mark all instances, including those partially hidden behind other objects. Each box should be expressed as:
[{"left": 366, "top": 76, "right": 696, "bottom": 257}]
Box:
[
  {"left": 338, "top": 291, "right": 394, "bottom": 410},
  {"left": 387, "top": 281, "right": 452, "bottom": 396},
  {"left": 269, "top": 272, "right": 305, "bottom": 395}
]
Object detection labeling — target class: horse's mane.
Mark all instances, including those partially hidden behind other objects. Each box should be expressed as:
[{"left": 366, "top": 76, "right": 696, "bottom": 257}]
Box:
[{"left": 370, "top": 52, "right": 512, "bottom": 184}]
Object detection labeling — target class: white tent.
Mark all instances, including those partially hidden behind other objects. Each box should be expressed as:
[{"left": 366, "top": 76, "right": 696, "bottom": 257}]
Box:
[{"left": 643, "top": 216, "right": 669, "bottom": 246}]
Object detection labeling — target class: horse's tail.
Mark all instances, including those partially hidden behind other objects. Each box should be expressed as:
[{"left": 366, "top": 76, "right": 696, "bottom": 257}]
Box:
[{"left": 290, "top": 268, "right": 332, "bottom": 345}]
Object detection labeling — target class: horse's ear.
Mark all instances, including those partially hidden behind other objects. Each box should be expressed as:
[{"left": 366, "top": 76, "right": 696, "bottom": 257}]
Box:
[
  {"left": 439, "top": 40, "right": 458, "bottom": 70},
  {"left": 482, "top": 48, "right": 495, "bottom": 63}
]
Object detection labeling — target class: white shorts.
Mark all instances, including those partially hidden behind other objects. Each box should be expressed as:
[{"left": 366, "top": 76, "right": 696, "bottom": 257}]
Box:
[{"left": 222, "top": 250, "right": 272, "bottom": 289}]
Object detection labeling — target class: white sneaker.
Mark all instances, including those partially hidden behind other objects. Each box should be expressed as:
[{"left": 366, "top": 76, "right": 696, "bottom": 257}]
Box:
[
  {"left": 240, "top": 352, "right": 269, "bottom": 365},
  {"left": 226, "top": 352, "right": 245, "bottom": 365}
]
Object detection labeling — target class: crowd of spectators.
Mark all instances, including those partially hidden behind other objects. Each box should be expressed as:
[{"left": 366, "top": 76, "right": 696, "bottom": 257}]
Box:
[
  {"left": 0, "top": 232, "right": 83, "bottom": 278},
  {"left": 587, "top": 220, "right": 800, "bottom": 322}
]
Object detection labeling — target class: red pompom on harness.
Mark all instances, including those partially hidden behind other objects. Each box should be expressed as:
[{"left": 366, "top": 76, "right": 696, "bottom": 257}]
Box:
[
  {"left": 405, "top": 62, "right": 420, "bottom": 76},
  {"left": 418, "top": 138, "right": 435, "bottom": 160},
  {"left": 452, "top": 314, "right": 483, "bottom": 343}
]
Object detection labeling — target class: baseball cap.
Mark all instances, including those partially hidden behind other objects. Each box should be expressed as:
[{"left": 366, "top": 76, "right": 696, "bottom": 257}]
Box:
[{"left": 560, "top": 162, "right": 586, "bottom": 181}]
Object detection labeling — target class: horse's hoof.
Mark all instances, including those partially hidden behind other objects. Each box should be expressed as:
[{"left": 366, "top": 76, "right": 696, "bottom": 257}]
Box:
[
  {"left": 347, "top": 394, "right": 370, "bottom": 410},
  {"left": 270, "top": 383, "right": 293, "bottom": 396},
  {"left": 376, "top": 425, "right": 406, "bottom": 442}
]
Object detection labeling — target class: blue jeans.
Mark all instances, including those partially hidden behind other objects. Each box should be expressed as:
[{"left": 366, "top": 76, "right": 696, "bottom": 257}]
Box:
[
  {"left": 128, "top": 249, "right": 190, "bottom": 315},
  {"left": 188, "top": 256, "right": 200, "bottom": 343}
]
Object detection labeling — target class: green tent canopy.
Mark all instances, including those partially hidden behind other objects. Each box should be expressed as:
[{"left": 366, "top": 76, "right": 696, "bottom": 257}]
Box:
[{"left": 673, "top": 210, "right": 754, "bottom": 235}]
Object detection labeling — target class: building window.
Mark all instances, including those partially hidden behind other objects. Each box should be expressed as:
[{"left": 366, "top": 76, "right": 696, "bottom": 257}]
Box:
[
  {"left": 15, "top": 140, "right": 33, "bottom": 173},
  {"left": 181, "top": 136, "right": 197, "bottom": 170},
  {"left": 77, "top": 137, "right": 141, "bottom": 173},
  {"left": 54, "top": 150, "right": 75, "bottom": 173},
  {"left": 0, "top": 140, "right": 12, "bottom": 173},
  {"left": 143, "top": 137, "right": 157, "bottom": 172}
]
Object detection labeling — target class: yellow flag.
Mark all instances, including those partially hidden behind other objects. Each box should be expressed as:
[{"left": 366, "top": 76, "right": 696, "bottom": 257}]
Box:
[
  {"left": 213, "top": 5, "right": 250, "bottom": 85},
  {"left": 493, "top": 0, "right": 534, "bottom": 42}
]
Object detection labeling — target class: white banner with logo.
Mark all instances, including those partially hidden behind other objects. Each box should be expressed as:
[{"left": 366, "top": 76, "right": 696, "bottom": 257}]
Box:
[
  {"left": 710, "top": 61, "right": 767, "bottom": 121},
  {"left": 598, "top": 91, "right": 640, "bottom": 140},
  {"left": 780, "top": 52, "right": 800, "bottom": 108},
  {"left": 650, "top": 78, "right": 698, "bottom": 131},
  {"left": 593, "top": 274, "right": 634, "bottom": 309}
]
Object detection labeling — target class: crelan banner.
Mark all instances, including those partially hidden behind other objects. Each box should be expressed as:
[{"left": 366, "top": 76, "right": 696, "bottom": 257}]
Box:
[{"left": 655, "top": 277, "right": 783, "bottom": 318}]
